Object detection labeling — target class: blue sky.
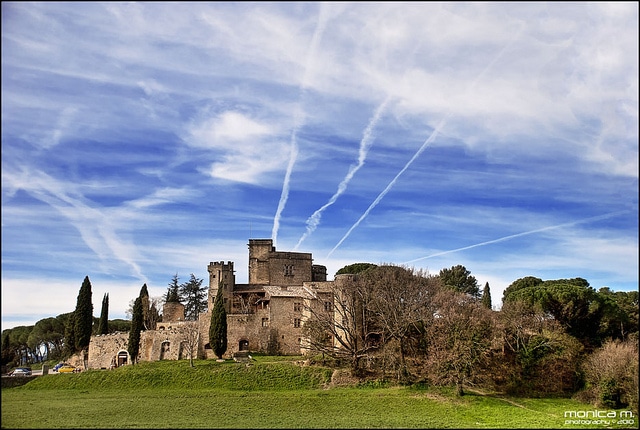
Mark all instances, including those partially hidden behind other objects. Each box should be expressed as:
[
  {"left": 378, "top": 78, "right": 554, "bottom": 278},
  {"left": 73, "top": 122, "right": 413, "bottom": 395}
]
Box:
[{"left": 2, "top": 2, "right": 638, "bottom": 330}]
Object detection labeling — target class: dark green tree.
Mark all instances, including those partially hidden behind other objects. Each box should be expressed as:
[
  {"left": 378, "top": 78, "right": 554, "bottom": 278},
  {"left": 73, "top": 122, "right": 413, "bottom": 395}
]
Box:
[
  {"left": 335, "top": 263, "right": 377, "bottom": 276},
  {"left": 165, "top": 273, "right": 181, "bottom": 303},
  {"left": 139, "top": 284, "right": 150, "bottom": 329},
  {"left": 127, "top": 293, "right": 144, "bottom": 364},
  {"left": 98, "top": 293, "right": 109, "bottom": 335},
  {"left": 63, "top": 313, "right": 77, "bottom": 356},
  {"left": 504, "top": 277, "right": 608, "bottom": 347},
  {"left": 438, "top": 265, "right": 480, "bottom": 298},
  {"left": 73, "top": 276, "right": 94, "bottom": 351},
  {"left": 180, "top": 273, "right": 207, "bottom": 321},
  {"left": 481, "top": 282, "right": 492, "bottom": 309},
  {"left": 502, "top": 276, "right": 544, "bottom": 304},
  {"left": 210, "top": 285, "right": 227, "bottom": 359}
]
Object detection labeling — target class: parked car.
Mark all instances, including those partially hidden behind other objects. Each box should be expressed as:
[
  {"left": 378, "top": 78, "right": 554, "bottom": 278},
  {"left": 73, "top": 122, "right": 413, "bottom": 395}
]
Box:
[
  {"left": 53, "top": 363, "right": 68, "bottom": 372},
  {"left": 10, "top": 367, "right": 32, "bottom": 376},
  {"left": 57, "top": 365, "right": 76, "bottom": 373}
]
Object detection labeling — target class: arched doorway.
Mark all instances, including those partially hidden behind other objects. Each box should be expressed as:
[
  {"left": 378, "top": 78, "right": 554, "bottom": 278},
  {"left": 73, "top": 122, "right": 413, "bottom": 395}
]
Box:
[
  {"left": 160, "top": 341, "right": 170, "bottom": 360},
  {"left": 117, "top": 351, "right": 128, "bottom": 366},
  {"left": 239, "top": 340, "right": 249, "bottom": 351}
]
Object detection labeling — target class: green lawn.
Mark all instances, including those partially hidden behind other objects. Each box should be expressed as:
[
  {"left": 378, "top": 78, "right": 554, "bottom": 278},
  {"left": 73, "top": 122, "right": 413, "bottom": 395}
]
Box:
[{"left": 1, "top": 358, "right": 636, "bottom": 429}]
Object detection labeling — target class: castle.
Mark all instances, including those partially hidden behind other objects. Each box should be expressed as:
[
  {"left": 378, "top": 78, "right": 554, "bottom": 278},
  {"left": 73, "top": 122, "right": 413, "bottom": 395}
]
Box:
[{"left": 87, "top": 239, "right": 346, "bottom": 368}]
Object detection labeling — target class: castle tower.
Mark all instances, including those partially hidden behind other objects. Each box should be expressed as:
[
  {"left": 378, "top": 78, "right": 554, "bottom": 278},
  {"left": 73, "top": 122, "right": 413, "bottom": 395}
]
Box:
[
  {"left": 207, "top": 261, "right": 235, "bottom": 313},
  {"left": 248, "top": 239, "right": 274, "bottom": 284}
]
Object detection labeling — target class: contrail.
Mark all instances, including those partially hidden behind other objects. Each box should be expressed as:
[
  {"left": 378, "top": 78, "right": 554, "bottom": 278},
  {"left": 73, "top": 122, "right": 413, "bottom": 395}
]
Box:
[
  {"left": 402, "top": 210, "right": 630, "bottom": 264},
  {"left": 294, "top": 96, "right": 392, "bottom": 250},
  {"left": 272, "top": 4, "right": 329, "bottom": 248},
  {"left": 326, "top": 25, "right": 525, "bottom": 258},
  {"left": 326, "top": 114, "right": 449, "bottom": 258}
]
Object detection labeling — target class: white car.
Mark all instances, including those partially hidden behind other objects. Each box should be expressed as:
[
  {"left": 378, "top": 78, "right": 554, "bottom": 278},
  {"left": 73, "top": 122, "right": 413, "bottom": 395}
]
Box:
[{"left": 10, "top": 367, "right": 32, "bottom": 376}]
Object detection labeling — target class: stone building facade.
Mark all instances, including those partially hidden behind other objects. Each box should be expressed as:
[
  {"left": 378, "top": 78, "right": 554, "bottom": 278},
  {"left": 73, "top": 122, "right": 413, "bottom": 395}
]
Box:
[{"left": 86, "top": 239, "right": 342, "bottom": 368}]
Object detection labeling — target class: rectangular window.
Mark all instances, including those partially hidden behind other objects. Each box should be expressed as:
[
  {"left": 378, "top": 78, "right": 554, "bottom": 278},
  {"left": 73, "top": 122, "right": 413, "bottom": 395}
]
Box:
[
  {"left": 284, "top": 264, "right": 294, "bottom": 276},
  {"left": 294, "top": 302, "right": 302, "bottom": 312},
  {"left": 262, "top": 318, "right": 269, "bottom": 327},
  {"left": 293, "top": 318, "right": 301, "bottom": 328},
  {"left": 324, "top": 301, "right": 332, "bottom": 312}
]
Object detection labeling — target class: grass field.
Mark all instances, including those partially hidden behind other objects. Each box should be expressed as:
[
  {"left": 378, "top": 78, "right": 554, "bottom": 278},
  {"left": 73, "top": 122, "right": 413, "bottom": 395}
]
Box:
[{"left": 1, "top": 357, "right": 637, "bottom": 429}]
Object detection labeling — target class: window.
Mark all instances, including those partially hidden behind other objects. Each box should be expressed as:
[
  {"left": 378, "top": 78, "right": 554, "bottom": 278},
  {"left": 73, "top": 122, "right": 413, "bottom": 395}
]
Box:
[
  {"left": 293, "top": 318, "right": 301, "bottom": 328},
  {"left": 324, "top": 301, "right": 332, "bottom": 312},
  {"left": 284, "top": 264, "right": 294, "bottom": 276},
  {"left": 262, "top": 318, "right": 269, "bottom": 327},
  {"left": 294, "top": 302, "right": 302, "bottom": 312}
]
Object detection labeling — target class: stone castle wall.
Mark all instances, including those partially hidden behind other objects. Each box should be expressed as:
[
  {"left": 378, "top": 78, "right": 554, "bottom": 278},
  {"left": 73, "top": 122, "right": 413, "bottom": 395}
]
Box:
[{"left": 86, "top": 239, "right": 343, "bottom": 367}]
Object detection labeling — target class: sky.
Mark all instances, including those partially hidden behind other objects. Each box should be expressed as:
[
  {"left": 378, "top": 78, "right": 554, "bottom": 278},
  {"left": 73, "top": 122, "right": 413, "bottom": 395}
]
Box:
[{"left": 2, "top": 2, "right": 638, "bottom": 331}]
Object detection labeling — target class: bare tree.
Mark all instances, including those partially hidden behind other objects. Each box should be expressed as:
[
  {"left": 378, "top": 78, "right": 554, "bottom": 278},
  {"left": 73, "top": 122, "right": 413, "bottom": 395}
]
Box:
[
  {"left": 302, "top": 277, "right": 380, "bottom": 376},
  {"left": 181, "top": 321, "right": 200, "bottom": 367},
  {"left": 364, "top": 265, "right": 440, "bottom": 380},
  {"left": 425, "top": 289, "right": 494, "bottom": 395}
]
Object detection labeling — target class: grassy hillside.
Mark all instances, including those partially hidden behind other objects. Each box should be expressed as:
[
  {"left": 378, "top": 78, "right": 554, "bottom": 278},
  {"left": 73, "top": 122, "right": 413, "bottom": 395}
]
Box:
[
  {"left": 2, "top": 357, "right": 637, "bottom": 429},
  {"left": 22, "top": 356, "right": 333, "bottom": 391}
]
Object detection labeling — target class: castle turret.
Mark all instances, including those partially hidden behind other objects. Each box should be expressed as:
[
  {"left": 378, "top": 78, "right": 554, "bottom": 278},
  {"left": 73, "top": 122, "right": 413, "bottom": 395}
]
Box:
[
  {"left": 248, "top": 239, "right": 274, "bottom": 284},
  {"left": 208, "top": 261, "right": 235, "bottom": 312}
]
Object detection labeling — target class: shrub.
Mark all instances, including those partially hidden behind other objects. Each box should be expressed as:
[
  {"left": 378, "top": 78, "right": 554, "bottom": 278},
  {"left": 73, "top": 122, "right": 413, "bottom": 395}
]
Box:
[{"left": 577, "top": 337, "right": 638, "bottom": 412}]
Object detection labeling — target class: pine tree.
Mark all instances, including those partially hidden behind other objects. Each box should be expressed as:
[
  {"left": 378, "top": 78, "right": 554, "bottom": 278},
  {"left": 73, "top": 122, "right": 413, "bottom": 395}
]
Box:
[
  {"left": 481, "top": 282, "right": 492, "bottom": 310},
  {"left": 74, "top": 276, "right": 94, "bottom": 351},
  {"left": 98, "top": 293, "right": 109, "bottom": 335},
  {"left": 127, "top": 296, "right": 143, "bottom": 364},
  {"left": 179, "top": 273, "right": 207, "bottom": 321},
  {"left": 210, "top": 285, "right": 227, "bottom": 360},
  {"left": 165, "top": 273, "right": 181, "bottom": 303}
]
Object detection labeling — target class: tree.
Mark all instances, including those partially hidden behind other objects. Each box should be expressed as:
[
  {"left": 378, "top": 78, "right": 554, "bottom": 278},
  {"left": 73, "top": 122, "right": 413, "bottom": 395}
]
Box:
[
  {"left": 127, "top": 290, "right": 144, "bottom": 364},
  {"left": 182, "top": 321, "right": 200, "bottom": 367},
  {"left": 363, "top": 265, "right": 440, "bottom": 380},
  {"left": 63, "top": 313, "right": 77, "bottom": 356},
  {"left": 164, "top": 273, "right": 181, "bottom": 303},
  {"left": 139, "top": 284, "right": 150, "bottom": 330},
  {"left": 438, "top": 265, "right": 480, "bottom": 298},
  {"left": 504, "top": 278, "right": 608, "bottom": 348},
  {"left": 335, "top": 263, "right": 377, "bottom": 276},
  {"left": 180, "top": 273, "right": 207, "bottom": 321},
  {"left": 425, "top": 289, "right": 494, "bottom": 395},
  {"left": 74, "top": 276, "right": 94, "bottom": 351},
  {"left": 502, "top": 276, "right": 543, "bottom": 304},
  {"left": 302, "top": 274, "right": 380, "bottom": 376},
  {"left": 481, "top": 282, "right": 492, "bottom": 309},
  {"left": 98, "top": 293, "right": 109, "bottom": 335},
  {"left": 209, "top": 284, "right": 227, "bottom": 359}
]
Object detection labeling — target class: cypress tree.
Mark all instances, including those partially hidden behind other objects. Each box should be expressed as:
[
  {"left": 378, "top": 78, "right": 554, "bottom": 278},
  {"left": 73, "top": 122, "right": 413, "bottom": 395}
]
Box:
[
  {"left": 140, "top": 283, "right": 150, "bottom": 329},
  {"left": 98, "top": 293, "right": 109, "bottom": 335},
  {"left": 127, "top": 295, "right": 143, "bottom": 364},
  {"left": 210, "top": 284, "right": 227, "bottom": 359},
  {"left": 74, "top": 276, "right": 94, "bottom": 350},
  {"left": 481, "top": 282, "right": 492, "bottom": 310},
  {"left": 63, "top": 313, "right": 77, "bottom": 356}
]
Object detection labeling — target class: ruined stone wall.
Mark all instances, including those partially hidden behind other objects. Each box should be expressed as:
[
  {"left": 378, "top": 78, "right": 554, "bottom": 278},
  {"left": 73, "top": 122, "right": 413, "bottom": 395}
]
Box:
[
  {"left": 163, "top": 302, "right": 185, "bottom": 322},
  {"left": 88, "top": 332, "right": 129, "bottom": 369}
]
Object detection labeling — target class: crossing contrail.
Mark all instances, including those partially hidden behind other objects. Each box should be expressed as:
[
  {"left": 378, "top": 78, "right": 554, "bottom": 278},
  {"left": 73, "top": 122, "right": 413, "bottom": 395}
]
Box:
[
  {"left": 272, "top": 4, "right": 329, "bottom": 248},
  {"left": 294, "top": 96, "right": 392, "bottom": 250},
  {"left": 326, "top": 25, "right": 525, "bottom": 258},
  {"left": 401, "top": 210, "right": 630, "bottom": 264}
]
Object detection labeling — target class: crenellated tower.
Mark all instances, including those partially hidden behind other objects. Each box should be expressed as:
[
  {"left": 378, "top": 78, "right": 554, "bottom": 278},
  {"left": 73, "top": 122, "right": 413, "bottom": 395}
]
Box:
[{"left": 207, "top": 261, "right": 235, "bottom": 313}]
